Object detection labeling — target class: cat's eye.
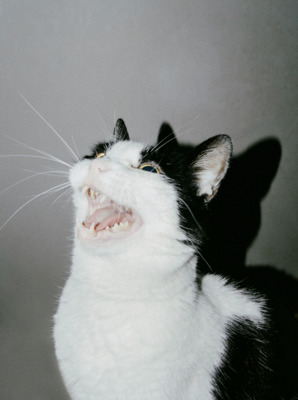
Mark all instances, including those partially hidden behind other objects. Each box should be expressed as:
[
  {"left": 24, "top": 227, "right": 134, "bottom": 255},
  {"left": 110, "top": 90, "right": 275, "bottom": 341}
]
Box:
[
  {"left": 139, "top": 163, "right": 160, "bottom": 174},
  {"left": 96, "top": 152, "right": 105, "bottom": 158}
]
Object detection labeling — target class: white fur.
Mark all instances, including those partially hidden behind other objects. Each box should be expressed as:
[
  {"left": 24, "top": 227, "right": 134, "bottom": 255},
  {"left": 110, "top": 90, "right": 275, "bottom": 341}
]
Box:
[
  {"left": 195, "top": 137, "right": 232, "bottom": 200},
  {"left": 54, "top": 140, "right": 265, "bottom": 400}
]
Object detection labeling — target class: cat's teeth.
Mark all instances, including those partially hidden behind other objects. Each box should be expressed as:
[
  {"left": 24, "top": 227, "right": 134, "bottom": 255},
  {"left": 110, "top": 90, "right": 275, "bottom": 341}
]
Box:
[
  {"left": 77, "top": 218, "right": 83, "bottom": 228},
  {"left": 109, "top": 221, "right": 129, "bottom": 232},
  {"left": 87, "top": 188, "right": 99, "bottom": 200},
  {"left": 80, "top": 220, "right": 130, "bottom": 234},
  {"left": 82, "top": 185, "right": 89, "bottom": 195},
  {"left": 111, "top": 223, "right": 120, "bottom": 232},
  {"left": 99, "top": 194, "right": 107, "bottom": 204}
]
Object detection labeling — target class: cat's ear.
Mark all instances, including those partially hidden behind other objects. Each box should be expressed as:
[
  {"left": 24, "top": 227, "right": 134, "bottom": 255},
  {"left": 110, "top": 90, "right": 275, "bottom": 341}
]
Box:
[
  {"left": 157, "top": 123, "right": 178, "bottom": 149},
  {"left": 193, "top": 135, "right": 232, "bottom": 201},
  {"left": 113, "top": 119, "right": 130, "bottom": 141}
]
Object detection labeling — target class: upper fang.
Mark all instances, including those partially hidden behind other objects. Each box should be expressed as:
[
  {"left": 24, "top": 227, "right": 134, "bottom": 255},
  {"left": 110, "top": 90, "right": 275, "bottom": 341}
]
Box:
[
  {"left": 87, "top": 188, "right": 99, "bottom": 200},
  {"left": 82, "top": 185, "right": 89, "bottom": 195},
  {"left": 99, "top": 194, "right": 107, "bottom": 204}
]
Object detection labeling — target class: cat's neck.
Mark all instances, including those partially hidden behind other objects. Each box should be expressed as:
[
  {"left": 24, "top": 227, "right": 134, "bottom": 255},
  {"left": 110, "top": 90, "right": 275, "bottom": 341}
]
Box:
[{"left": 70, "top": 240, "right": 198, "bottom": 301}]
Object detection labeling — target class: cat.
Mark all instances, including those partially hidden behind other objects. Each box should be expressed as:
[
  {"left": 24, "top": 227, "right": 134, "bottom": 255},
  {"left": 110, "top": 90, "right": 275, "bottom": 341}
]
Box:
[{"left": 54, "top": 119, "right": 297, "bottom": 400}]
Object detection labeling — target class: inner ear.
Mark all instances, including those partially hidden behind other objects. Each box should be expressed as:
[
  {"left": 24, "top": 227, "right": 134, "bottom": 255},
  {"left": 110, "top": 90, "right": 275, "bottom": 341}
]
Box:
[
  {"left": 113, "top": 119, "right": 130, "bottom": 141},
  {"left": 193, "top": 135, "right": 232, "bottom": 201}
]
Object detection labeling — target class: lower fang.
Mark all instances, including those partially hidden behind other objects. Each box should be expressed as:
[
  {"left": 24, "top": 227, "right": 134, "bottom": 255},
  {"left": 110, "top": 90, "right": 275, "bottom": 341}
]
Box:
[
  {"left": 82, "top": 185, "right": 89, "bottom": 195},
  {"left": 111, "top": 223, "right": 120, "bottom": 232},
  {"left": 99, "top": 194, "right": 107, "bottom": 204}
]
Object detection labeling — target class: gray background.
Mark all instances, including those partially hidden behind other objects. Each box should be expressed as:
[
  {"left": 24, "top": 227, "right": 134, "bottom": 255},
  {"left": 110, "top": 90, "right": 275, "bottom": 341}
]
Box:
[{"left": 0, "top": 1, "right": 297, "bottom": 398}]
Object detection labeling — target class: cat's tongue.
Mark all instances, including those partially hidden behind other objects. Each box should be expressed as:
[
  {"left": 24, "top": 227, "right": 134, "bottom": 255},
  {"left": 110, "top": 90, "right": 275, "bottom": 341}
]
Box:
[{"left": 83, "top": 207, "right": 130, "bottom": 231}]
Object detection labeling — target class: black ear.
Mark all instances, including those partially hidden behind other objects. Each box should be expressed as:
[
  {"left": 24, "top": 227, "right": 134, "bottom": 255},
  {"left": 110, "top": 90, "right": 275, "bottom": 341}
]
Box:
[
  {"left": 193, "top": 135, "right": 232, "bottom": 201},
  {"left": 157, "top": 122, "right": 178, "bottom": 149},
  {"left": 113, "top": 119, "right": 130, "bottom": 141}
]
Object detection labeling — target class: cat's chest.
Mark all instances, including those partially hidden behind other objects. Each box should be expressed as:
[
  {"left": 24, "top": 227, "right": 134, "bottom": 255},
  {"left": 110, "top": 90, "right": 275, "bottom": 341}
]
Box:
[
  {"left": 55, "top": 277, "right": 197, "bottom": 364},
  {"left": 54, "top": 277, "right": 210, "bottom": 400},
  {"left": 54, "top": 273, "right": 256, "bottom": 400}
]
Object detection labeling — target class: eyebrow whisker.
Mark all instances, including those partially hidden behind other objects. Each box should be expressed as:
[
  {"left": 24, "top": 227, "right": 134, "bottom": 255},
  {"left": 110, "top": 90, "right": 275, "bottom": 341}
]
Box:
[{"left": 18, "top": 92, "right": 80, "bottom": 162}]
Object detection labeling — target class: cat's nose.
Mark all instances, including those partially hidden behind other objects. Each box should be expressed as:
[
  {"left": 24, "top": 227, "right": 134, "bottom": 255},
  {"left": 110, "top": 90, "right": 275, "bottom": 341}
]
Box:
[{"left": 89, "top": 158, "right": 111, "bottom": 175}]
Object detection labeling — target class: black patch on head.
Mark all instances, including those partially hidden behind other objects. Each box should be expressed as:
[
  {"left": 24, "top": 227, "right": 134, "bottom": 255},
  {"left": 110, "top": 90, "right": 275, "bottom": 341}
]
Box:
[
  {"left": 84, "top": 118, "right": 129, "bottom": 159},
  {"left": 139, "top": 124, "right": 232, "bottom": 258},
  {"left": 84, "top": 141, "right": 109, "bottom": 160},
  {"left": 139, "top": 123, "right": 207, "bottom": 252}
]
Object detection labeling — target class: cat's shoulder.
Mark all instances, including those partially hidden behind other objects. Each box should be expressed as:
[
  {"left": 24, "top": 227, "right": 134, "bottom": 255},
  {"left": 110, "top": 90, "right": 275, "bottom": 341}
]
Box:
[
  {"left": 200, "top": 273, "right": 266, "bottom": 324},
  {"left": 200, "top": 274, "right": 276, "bottom": 399}
]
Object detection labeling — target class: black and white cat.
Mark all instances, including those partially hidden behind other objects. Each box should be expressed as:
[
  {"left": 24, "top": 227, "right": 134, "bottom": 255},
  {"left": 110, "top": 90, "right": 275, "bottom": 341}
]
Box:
[{"left": 54, "top": 119, "right": 297, "bottom": 400}]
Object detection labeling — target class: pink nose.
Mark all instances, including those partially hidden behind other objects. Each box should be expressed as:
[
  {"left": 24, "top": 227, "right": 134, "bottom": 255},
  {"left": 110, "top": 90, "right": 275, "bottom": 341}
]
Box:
[{"left": 89, "top": 158, "right": 111, "bottom": 176}]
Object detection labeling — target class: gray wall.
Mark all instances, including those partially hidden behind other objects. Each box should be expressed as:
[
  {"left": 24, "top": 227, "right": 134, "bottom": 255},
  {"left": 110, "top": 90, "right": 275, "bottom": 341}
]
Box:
[{"left": 0, "top": 1, "right": 297, "bottom": 398}]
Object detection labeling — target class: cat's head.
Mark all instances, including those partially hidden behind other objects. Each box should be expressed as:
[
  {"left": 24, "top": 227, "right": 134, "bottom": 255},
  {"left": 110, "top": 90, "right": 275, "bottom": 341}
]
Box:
[{"left": 70, "top": 119, "right": 232, "bottom": 259}]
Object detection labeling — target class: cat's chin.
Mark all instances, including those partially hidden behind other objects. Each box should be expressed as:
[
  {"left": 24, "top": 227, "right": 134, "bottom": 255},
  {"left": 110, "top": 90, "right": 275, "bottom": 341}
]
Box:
[{"left": 76, "top": 185, "right": 143, "bottom": 244}]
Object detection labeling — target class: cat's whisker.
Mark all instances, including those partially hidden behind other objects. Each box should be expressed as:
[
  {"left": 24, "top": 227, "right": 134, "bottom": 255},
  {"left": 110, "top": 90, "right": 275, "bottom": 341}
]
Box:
[
  {"left": 34, "top": 182, "right": 71, "bottom": 203},
  {"left": 0, "top": 172, "right": 41, "bottom": 195},
  {"left": 64, "top": 190, "right": 74, "bottom": 207},
  {"left": 71, "top": 136, "right": 82, "bottom": 161},
  {"left": 90, "top": 104, "right": 112, "bottom": 142},
  {"left": 17, "top": 92, "right": 80, "bottom": 163},
  {"left": 150, "top": 133, "right": 175, "bottom": 153},
  {"left": 196, "top": 250, "right": 213, "bottom": 272},
  {"left": 23, "top": 168, "right": 69, "bottom": 177},
  {"left": 178, "top": 198, "right": 208, "bottom": 241},
  {"left": 178, "top": 197, "right": 212, "bottom": 272},
  {"left": 178, "top": 198, "right": 201, "bottom": 230},
  {"left": 49, "top": 187, "right": 73, "bottom": 208},
  {"left": 151, "top": 128, "right": 189, "bottom": 153},
  {"left": 3, "top": 134, "right": 72, "bottom": 169},
  {"left": 0, "top": 182, "right": 70, "bottom": 232},
  {"left": 175, "top": 114, "right": 201, "bottom": 136},
  {"left": 0, "top": 154, "right": 72, "bottom": 168},
  {"left": 113, "top": 109, "right": 118, "bottom": 129},
  {"left": 98, "top": 115, "right": 111, "bottom": 142},
  {"left": 0, "top": 170, "right": 67, "bottom": 195},
  {"left": 152, "top": 114, "right": 201, "bottom": 153}
]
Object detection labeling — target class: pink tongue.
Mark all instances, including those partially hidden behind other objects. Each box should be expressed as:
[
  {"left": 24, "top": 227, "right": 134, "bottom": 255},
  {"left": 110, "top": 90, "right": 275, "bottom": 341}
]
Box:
[{"left": 83, "top": 208, "right": 128, "bottom": 231}]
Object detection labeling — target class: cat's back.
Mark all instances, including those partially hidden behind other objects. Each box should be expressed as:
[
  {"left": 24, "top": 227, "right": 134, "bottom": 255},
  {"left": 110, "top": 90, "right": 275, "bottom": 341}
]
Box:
[{"left": 200, "top": 274, "right": 295, "bottom": 400}]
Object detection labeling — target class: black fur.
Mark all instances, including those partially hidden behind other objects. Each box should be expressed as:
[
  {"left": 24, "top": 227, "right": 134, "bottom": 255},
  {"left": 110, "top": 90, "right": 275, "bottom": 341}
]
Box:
[
  {"left": 213, "top": 317, "right": 275, "bottom": 400},
  {"left": 83, "top": 119, "right": 298, "bottom": 399},
  {"left": 113, "top": 118, "right": 130, "bottom": 141}
]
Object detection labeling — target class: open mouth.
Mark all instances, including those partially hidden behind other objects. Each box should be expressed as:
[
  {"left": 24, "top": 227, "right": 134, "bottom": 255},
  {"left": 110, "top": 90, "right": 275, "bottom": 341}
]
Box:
[{"left": 77, "top": 185, "right": 141, "bottom": 240}]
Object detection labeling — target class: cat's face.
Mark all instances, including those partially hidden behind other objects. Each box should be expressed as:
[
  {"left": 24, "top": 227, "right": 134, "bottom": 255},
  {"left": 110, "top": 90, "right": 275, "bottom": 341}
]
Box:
[{"left": 70, "top": 119, "right": 232, "bottom": 257}]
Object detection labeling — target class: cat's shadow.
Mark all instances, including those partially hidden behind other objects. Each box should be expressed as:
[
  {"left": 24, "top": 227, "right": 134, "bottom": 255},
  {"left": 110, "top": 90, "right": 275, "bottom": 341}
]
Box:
[
  {"left": 203, "top": 135, "right": 282, "bottom": 274},
  {"left": 160, "top": 122, "right": 298, "bottom": 390},
  {"left": 199, "top": 135, "right": 298, "bottom": 389},
  {"left": 200, "top": 135, "right": 298, "bottom": 315},
  {"left": 159, "top": 122, "right": 298, "bottom": 310}
]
